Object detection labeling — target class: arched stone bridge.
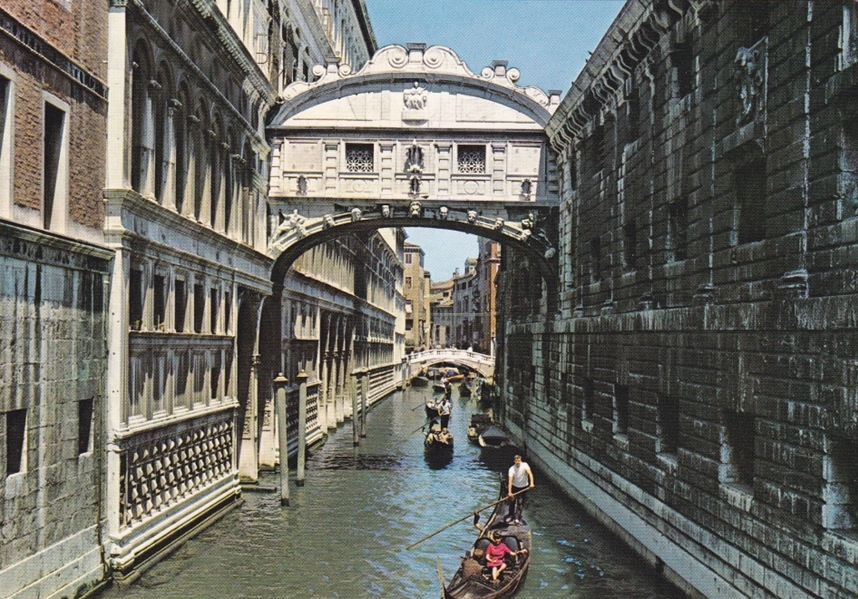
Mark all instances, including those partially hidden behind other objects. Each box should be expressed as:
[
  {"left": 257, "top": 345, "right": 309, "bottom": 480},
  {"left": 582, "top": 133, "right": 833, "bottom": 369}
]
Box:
[
  {"left": 406, "top": 348, "right": 495, "bottom": 379},
  {"left": 265, "top": 43, "right": 561, "bottom": 290}
]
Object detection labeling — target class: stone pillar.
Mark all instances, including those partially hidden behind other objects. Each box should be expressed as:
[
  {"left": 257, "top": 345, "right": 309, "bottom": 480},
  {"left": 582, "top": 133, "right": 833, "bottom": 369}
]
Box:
[
  {"left": 351, "top": 371, "right": 359, "bottom": 446},
  {"left": 491, "top": 142, "right": 506, "bottom": 197},
  {"left": 379, "top": 142, "right": 395, "bottom": 196},
  {"left": 436, "top": 143, "right": 452, "bottom": 197}
]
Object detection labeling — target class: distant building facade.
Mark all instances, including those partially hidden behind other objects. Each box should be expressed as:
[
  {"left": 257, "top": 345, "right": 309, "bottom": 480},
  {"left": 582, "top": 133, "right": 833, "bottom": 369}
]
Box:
[
  {"left": 430, "top": 277, "right": 455, "bottom": 347},
  {"left": 402, "top": 242, "right": 430, "bottom": 351},
  {"left": 475, "top": 239, "right": 500, "bottom": 355}
]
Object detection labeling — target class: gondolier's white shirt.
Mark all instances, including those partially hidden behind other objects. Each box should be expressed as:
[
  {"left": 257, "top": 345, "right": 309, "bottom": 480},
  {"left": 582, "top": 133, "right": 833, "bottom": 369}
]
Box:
[{"left": 508, "top": 462, "right": 532, "bottom": 488}]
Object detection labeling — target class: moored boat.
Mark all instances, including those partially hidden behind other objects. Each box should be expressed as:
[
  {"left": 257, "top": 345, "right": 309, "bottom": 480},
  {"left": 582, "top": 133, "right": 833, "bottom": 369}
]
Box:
[
  {"left": 443, "top": 480, "right": 532, "bottom": 598},
  {"left": 467, "top": 413, "right": 494, "bottom": 444},
  {"left": 478, "top": 424, "right": 513, "bottom": 449},
  {"left": 412, "top": 375, "right": 430, "bottom": 387}
]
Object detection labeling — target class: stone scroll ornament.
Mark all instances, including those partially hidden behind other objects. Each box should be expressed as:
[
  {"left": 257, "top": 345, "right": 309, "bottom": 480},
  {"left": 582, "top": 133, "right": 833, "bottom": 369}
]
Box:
[{"left": 276, "top": 209, "right": 308, "bottom": 238}]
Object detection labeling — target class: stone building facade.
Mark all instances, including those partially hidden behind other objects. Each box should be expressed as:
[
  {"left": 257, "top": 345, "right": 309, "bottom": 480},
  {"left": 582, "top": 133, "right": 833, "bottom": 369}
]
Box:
[
  {"left": 403, "top": 241, "right": 430, "bottom": 351},
  {"left": 0, "top": 3, "right": 112, "bottom": 598},
  {"left": 496, "top": 1, "right": 858, "bottom": 597}
]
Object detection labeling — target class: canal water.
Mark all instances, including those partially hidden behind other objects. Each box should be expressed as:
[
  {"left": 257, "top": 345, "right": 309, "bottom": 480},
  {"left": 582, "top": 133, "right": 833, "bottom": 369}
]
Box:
[{"left": 97, "top": 384, "right": 685, "bottom": 599}]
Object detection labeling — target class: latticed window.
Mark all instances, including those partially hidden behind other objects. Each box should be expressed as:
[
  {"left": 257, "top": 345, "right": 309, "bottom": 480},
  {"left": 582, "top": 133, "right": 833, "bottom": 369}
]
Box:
[
  {"left": 345, "top": 143, "right": 374, "bottom": 172},
  {"left": 457, "top": 145, "right": 486, "bottom": 174}
]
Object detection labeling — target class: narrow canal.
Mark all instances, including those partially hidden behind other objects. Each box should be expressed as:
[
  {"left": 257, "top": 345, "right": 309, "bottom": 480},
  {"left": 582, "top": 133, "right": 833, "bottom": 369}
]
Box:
[{"left": 97, "top": 383, "right": 685, "bottom": 599}]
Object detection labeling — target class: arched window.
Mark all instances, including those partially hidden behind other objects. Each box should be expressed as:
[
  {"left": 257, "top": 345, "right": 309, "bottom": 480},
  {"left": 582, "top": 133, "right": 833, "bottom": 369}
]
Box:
[
  {"left": 174, "top": 83, "right": 190, "bottom": 214},
  {"left": 209, "top": 116, "right": 223, "bottom": 230},
  {"left": 153, "top": 65, "right": 171, "bottom": 204},
  {"left": 194, "top": 99, "right": 208, "bottom": 222},
  {"left": 224, "top": 128, "right": 236, "bottom": 236},
  {"left": 131, "top": 42, "right": 154, "bottom": 195}
]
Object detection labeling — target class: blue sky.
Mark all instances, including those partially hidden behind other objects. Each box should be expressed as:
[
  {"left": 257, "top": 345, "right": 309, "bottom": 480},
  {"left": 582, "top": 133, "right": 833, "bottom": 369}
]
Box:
[{"left": 364, "top": 0, "right": 624, "bottom": 279}]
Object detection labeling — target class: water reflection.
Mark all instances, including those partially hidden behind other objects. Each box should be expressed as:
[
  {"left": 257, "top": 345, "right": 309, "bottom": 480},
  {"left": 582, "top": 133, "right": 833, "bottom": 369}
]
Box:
[{"left": 95, "top": 382, "right": 685, "bottom": 599}]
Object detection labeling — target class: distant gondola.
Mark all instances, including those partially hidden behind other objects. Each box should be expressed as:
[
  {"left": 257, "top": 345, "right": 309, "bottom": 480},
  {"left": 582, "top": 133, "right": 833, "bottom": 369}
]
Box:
[{"left": 467, "top": 413, "right": 494, "bottom": 444}]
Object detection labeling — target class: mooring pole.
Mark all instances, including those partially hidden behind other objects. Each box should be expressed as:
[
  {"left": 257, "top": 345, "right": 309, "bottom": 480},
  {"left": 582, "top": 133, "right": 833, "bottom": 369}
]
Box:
[
  {"left": 351, "top": 372, "right": 359, "bottom": 446},
  {"left": 360, "top": 370, "right": 369, "bottom": 438},
  {"left": 274, "top": 372, "right": 290, "bottom": 506},
  {"left": 296, "top": 370, "right": 308, "bottom": 487}
]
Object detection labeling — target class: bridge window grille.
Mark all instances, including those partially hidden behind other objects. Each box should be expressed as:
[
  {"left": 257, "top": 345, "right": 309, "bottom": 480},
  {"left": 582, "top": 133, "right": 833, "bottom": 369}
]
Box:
[
  {"left": 345, "top": 143, "right": 374, "bottom": 172},
  {"left": 457, "top": 145, "right": 486, "bottom": 174}
]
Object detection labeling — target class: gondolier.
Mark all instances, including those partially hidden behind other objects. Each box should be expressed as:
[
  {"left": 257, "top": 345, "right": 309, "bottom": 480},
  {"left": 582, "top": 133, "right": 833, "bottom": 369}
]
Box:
[
  {"left": 506, "top": 455, "right": 534, "bottom": 525},
  {"left": 439, "top": 396, "right": 452, "bottom": 429}
]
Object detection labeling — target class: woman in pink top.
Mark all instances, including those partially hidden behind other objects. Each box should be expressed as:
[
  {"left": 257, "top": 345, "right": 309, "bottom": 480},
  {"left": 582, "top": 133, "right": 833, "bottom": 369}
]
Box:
[{"left": 484, "top": 531, "right": 527, "bottom": 582}]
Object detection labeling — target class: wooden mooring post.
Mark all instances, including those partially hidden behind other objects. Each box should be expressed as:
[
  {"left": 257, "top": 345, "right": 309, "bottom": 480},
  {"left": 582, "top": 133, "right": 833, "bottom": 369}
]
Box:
[
  {"left": 296, "top": 370, "right": 308, "bottom": 487},
  {"left": 274, "top": 372, "right": 290, "bottom": 506}
]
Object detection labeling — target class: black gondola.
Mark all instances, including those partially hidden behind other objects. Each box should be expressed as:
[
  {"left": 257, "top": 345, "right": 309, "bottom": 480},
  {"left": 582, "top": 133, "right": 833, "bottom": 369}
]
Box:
[{"left": 443, "top": 480, "right": 532, "bottom": 598}]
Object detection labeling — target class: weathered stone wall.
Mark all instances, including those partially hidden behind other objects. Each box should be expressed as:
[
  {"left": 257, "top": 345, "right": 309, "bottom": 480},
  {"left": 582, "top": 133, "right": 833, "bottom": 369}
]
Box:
[
  {"left": 0, "top": 223, "right": 110, "bottom": 599},
  {"left": 499, "top": 1, "right": 858, "bottom": 598}
]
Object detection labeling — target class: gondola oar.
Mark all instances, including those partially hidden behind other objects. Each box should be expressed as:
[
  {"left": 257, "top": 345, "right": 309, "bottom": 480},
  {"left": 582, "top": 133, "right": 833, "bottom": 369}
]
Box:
[{"left": 406, "top": 487, "right": 531, "bottom": 550}]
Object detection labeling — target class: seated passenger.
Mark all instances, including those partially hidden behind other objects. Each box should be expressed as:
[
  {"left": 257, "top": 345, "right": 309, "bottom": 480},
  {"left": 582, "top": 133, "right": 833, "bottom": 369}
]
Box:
[{"left": 485, "top": 531, "right": 527, "bottom": 582}]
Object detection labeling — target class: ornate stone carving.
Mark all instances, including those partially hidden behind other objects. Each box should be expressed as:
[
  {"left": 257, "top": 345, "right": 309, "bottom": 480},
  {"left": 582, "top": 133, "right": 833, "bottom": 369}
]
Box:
[
  {"left": 405, "top": 144, "right": 424, "bottom": 173},
  {"left": 403, "top": 82, "right": 428, "bottom": 110},
  {"left": 350, "top": 207, "right": 363, "bottom": 222},
  {"left": 276, "top": 209, "right": 307, "bottom": 238},
  {"left": 467, "top": 210, "right": 478, "bottom": 223},
  {"left": 438, "top": 206, "right": 449, "bottom": 220},
  {"left": 735, "top": 45, "right": 764, "bottom": 126},
  {"left": 409, "top": 201, "right": 422, "bottom": 217},
  {"left": 380, "top": 204, "right": 391, "bottom": 218},
  {"left": 323, "top": 214, "right": 336, "bottom": 228}
]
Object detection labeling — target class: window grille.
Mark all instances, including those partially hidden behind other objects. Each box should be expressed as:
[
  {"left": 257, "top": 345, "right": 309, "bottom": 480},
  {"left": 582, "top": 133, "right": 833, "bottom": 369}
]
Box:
[
  {"left": 346, "top": 143, "right": 374, "bottom": 172},
  {"left": 458, "top": 145, "right": 486, "bottom": 174}
]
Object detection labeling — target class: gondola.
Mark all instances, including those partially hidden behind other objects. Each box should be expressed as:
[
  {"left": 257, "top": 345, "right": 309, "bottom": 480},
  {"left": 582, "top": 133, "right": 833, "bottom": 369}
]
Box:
[
  {"left": 467, "top": 413, "right": 494, "bottom": 444},
  {"left": 412, "top": 375, "right": 430, "bottom": 387},
  {"left": 478, "top": 424, "right": 513, "bottom": 449},
  {"left": 425, "top": 425, "right": 454, "bottom": 450},
  {"left": 425, "top": 397, "right": 441, "bottom": 420},
  {"left": 443, "top": 479, "right": 532, "bottom": 599},
  {"left": 459, "top": 378, "right": 474, "bottom": 397}
]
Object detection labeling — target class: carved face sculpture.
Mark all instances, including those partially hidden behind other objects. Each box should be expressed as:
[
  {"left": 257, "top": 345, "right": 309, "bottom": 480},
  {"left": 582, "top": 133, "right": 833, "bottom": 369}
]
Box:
[
  {"left": 381, "top": 204, "right": 391, "bottom": 218},
  {"left": 351, "top": 207, "right": 362, "bottom": 222},
  {"left": 410, "top": 202, "right": 422, "bottom": 217},
  {"left": 439, "top": 206, "right": 448, "bottom": 220},
  {"left": 467, "top": 210, "right": 477, "bottom": 223}
]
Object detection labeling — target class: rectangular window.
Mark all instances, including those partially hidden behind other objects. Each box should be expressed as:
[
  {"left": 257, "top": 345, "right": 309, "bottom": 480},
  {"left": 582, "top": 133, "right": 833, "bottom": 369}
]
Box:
[
  {"left": 194, "top": 283, "right": 205, "bottom": 333},
  {"left": 582, "top": 377, "right": 593, "bottom": 423},
  {"left": 823, "top": 437, "right": 858, "bottom": 530},
  {"left": 457, "top": 145, "right": 486, "bottom": 174},
  {"left": 6, "top": 409, "right": 26, "bottom": 475},
  {"left": 345, "top": 143, "right": 374, "bottom": 173},
  {"left": 77, "top": 398, "right": 93, "bottom": 455},
  {"left": 614, "top": 384, "right": 629, "bottom": 436},
  {"left": 43, "top": 101, "right": 66, "bottom": 231},
  {"left": 210, "top": 287, "right": 219, "bottom": 334},
  {"left": 153, "top": 274, "right": 166, "bottom": 330},
  {"left": 736, "top": 157, "right": 766, "bottom": 244},
  {"left": 224, "top": 291, "right": 231, "bottom": 335},
  {"left": 405, "top": 276, "right": 412, "bottom": 287},
  {"left": 667, "top": 198, "right": 688, "bottom": 262},
  {"left": 658, "top": 395, "right": 680, "bottom": 455},
  {"left": 129, "top": 268, "right": 143, "bottom": 331},
  {"left": 405, "top": 253, "right": 413, "bottom": 264},
  {"left": 174, "top": 279, "right": 187, "bottom": 333},
  {"left": 623, "top": 220, "right": 637, "bottom": 271},
  {"left": 211, "top": 351, "right": 221, "bottom": 400},
  {"left": 589, "top": 238, "right": 601, "bottom": 284},
  {"left": 723, "top": 409, "right": 755, "bottom": 489},
  {"left": 673, "top": 45, "right": 694, "bottom": 98}
]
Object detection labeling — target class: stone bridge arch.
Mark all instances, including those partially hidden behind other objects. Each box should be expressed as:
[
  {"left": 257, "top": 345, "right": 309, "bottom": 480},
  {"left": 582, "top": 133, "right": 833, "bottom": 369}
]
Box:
[{"left": 266, "top": 43, "right": 562, "bottom": 297}]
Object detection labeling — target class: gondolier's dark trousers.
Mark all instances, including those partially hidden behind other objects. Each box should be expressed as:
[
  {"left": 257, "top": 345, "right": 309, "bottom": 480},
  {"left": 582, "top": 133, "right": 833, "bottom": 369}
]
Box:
[{"left": 508, "top": 485, "right": 528, "bottom": 521}]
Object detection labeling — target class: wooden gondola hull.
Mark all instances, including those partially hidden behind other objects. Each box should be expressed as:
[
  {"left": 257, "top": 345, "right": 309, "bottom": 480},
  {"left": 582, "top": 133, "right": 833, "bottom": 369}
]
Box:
[{"left": 444, "top": 480, "right": 532, "bottom": 599}]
